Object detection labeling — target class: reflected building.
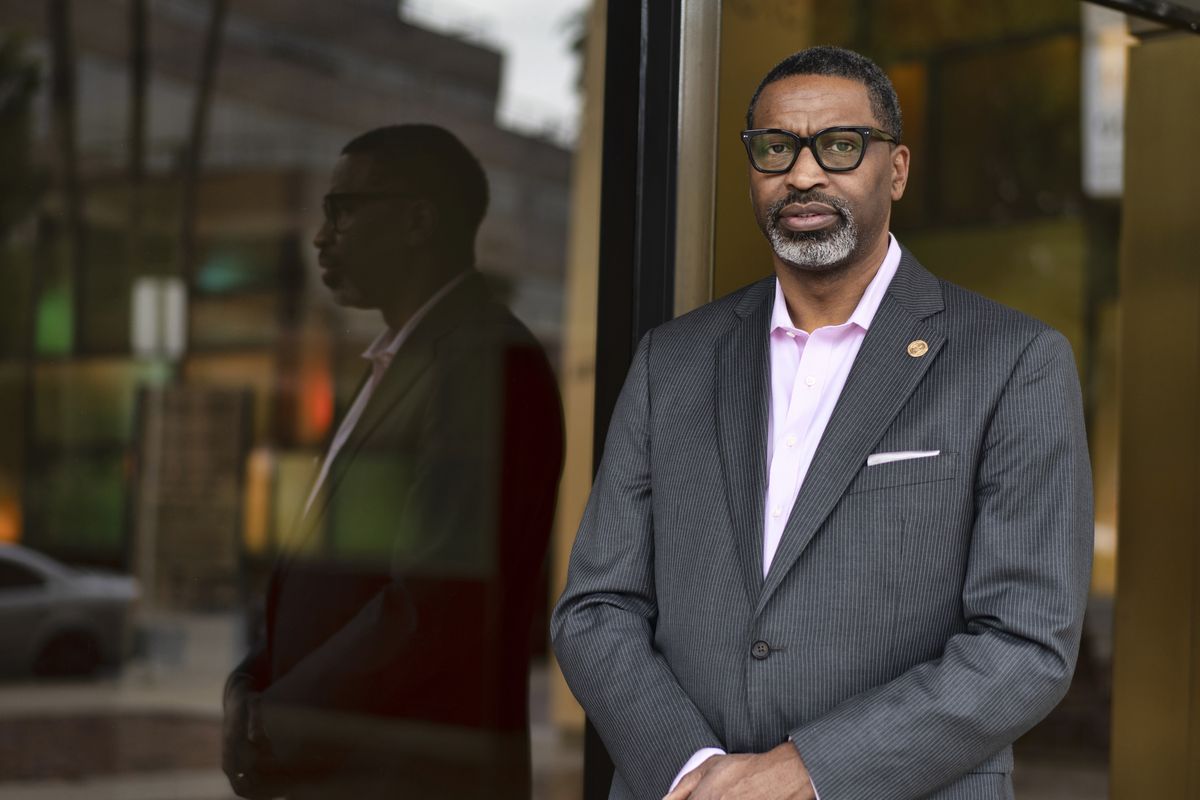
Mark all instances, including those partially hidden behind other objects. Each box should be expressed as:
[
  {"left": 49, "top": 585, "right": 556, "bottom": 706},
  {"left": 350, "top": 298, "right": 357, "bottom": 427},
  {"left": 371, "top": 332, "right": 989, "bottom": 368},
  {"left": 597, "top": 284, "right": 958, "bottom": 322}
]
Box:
[{"left": 0, "top": 0, "right": 571, "bottom": 598}]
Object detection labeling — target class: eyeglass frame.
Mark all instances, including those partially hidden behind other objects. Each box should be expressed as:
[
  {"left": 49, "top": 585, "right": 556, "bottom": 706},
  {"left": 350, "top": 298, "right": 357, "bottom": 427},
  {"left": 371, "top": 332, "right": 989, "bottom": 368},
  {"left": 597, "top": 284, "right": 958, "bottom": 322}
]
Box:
[
  {"left": 740, "top": 126, "right": 899, "bottom": 174},
  {"left": 321, "top": 191, "right": 416, "bottom": 233}
]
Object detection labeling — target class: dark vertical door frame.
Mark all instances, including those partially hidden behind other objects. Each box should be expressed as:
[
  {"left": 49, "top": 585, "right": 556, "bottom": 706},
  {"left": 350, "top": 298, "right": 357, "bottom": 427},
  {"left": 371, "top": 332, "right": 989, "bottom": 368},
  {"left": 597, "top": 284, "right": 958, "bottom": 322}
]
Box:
[
  {"left": 586, "top": 1, "right": 684, "bottom": 798},
  {"left": 593, "top": 0, "right": 683, "bottom": 455}
]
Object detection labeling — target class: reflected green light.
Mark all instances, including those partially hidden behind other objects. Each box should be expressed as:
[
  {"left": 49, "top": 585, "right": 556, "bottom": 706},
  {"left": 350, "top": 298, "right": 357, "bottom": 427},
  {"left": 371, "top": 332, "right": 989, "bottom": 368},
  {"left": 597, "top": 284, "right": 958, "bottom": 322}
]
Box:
[
  {"left": 197, "top": 251, "right": 252, "bottom": 293},
  {"left": 35, "top": 284, "right": 71, "bottom": 355}
]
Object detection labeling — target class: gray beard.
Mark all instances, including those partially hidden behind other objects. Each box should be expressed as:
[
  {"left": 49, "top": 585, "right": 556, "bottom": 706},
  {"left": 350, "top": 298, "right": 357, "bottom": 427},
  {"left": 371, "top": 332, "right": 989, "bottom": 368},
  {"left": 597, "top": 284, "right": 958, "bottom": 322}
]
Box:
[{"left": 768, "top": 208, "right": 858, "bottom": 271}]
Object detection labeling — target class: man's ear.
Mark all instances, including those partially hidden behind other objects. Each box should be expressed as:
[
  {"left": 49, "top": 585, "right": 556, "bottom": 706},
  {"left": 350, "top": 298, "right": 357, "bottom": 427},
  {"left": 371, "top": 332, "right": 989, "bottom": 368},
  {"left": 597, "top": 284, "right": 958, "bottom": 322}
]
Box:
[
  {"left": 890, "top": 144, "right": 911, "bottom": 202},
  {"left": 403, "top": 198, "right": 437, "bottom": 246}
]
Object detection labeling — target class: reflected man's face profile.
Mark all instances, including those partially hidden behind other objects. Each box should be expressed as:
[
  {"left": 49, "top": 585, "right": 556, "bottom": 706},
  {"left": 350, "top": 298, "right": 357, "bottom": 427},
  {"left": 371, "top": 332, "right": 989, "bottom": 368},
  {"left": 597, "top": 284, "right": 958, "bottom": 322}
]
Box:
[{"left": 312, "top": 153, "right": 427, "bottom": 310}]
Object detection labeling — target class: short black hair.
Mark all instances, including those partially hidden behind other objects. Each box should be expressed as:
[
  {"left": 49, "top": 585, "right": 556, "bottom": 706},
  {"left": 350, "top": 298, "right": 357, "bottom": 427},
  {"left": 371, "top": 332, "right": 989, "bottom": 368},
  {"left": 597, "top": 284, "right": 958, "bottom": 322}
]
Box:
[
  {"left": 341, "top": 124, "right": 489, "bottom": 246},
  {"left": 745, "top": 47, "right": 902, "bottom": 142}
]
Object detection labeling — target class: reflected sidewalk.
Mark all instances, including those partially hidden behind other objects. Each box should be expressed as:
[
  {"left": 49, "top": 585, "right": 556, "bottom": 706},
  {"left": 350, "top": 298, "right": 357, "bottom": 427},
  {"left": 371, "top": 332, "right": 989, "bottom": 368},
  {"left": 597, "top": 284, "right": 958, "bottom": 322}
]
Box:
[{"left": 0, "top": 612, "right": 583, "bottom": 799}]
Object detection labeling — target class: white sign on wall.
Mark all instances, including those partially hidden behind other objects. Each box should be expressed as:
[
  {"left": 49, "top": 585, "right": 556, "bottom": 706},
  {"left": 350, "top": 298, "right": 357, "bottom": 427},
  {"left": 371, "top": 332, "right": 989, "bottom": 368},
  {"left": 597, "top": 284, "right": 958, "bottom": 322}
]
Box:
[
  {"left": 1082, "top": 5, "right": 1133, "bottom": 199},
  {"left": 131, "top": 276, "right": 187, "bottom": 359}
]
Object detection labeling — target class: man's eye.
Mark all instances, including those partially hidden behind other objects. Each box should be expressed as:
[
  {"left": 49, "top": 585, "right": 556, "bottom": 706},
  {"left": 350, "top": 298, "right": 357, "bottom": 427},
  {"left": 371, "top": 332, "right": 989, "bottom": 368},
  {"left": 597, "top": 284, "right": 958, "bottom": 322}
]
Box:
[{"left": 823, "top": 138, "right": 859, "bottom": 153}]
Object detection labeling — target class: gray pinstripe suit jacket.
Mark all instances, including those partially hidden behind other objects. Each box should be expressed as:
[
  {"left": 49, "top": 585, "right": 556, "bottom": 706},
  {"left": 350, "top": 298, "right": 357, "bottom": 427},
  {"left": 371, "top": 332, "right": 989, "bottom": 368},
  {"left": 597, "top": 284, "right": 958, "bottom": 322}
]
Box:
[{"left": 551, "top": 248, "right": 1093, "bottom": 800}]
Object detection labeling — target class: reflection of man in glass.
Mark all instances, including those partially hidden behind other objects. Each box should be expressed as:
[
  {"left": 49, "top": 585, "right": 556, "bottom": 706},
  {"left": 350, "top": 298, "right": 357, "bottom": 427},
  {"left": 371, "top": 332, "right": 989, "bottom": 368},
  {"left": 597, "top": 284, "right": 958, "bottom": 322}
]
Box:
[{"left": 222, "top": 125, "right": 564, "bottom": 799}]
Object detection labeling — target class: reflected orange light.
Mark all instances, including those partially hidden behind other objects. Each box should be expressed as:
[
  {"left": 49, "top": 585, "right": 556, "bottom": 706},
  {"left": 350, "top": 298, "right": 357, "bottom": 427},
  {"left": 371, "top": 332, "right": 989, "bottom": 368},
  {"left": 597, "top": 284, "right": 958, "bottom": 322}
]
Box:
[
  {"left": 303, "top": 365, "right": 334, "bottom": 441},
  {"left": 0, "top": 499, "right": 22, "bottom": 543},
  {"left": 243, "top": 448, "right": 274, "bottom": 555}
]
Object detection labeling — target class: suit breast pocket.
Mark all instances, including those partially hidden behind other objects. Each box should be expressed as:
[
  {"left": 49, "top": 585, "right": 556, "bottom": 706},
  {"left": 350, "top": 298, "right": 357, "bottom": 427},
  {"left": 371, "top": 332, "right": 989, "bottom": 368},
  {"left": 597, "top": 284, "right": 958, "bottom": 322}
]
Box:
[{"left": 845, "top": 451, "right": 959, "bottom": 494}]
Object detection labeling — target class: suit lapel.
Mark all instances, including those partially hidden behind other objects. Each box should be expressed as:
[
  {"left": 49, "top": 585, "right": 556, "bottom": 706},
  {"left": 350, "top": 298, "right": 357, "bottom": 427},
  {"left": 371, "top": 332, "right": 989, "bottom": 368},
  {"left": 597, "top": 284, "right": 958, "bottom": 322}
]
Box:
[
  {"left": 715, "top": 278, "right": 775, "bottom": 603},
  {"left": 322, "top": 344, "right": 437, "bottom": 504},
  {"left": 756, "top": 250, "right": 947, "bottom": 613},
  {"left": 294, "top": 272, "right": 490, "bottom": 548},
  {"left": 286, "top": 364, "right": 373, "bottom": 556},
  {"left": 338, "top": 345, "right": 434, "bottom": 462}
]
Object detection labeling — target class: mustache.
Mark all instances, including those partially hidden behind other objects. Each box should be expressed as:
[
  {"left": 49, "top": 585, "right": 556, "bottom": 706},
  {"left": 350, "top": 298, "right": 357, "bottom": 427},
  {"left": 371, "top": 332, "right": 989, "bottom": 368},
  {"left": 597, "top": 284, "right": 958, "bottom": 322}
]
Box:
[{"left": 768, "top": 191, "right": 851, "bottom": 224}]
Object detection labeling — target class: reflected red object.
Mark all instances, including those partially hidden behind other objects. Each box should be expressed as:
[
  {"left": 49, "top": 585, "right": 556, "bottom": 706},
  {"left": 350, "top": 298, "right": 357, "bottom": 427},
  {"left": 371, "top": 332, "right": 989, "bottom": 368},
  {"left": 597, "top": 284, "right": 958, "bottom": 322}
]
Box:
[
  {"left": 0, "top": 501, "right": 18, "bottom": 544},
  {"left": 302, "top": 365, "right": 335, "bottom": 441}
]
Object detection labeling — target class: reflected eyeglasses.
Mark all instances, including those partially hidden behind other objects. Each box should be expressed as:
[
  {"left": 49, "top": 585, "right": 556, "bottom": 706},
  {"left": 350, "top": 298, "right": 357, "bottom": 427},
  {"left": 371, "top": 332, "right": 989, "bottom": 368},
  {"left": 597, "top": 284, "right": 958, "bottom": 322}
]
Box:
[{"left": 321, "top": 192, "right": 415, "bottom": 232}]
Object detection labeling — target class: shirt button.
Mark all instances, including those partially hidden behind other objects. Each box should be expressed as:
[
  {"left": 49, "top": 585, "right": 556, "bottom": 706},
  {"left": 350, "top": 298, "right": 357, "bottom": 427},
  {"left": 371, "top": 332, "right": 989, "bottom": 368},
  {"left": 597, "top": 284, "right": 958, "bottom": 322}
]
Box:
[
  {"left": 771, "top": 506, "right": 782, "bottom": 518},
  {"left": 786, "top": 331, "right": 796, "bottom": 338},
  {"left": 805, "top": 375, "right": 816, "bottom": 387},
  {"left": 751, "top": 641, "right": 771, "bottom": 660},
  {"left": 785, "top": 436, "right": 796, "bottom": 447}
]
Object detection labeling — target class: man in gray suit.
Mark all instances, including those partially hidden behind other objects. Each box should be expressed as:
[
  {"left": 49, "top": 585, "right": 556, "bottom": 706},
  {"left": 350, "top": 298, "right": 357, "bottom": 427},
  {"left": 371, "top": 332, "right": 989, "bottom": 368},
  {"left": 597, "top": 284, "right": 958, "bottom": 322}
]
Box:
[{"left": 552, "top": 47, "right": 1092, "bottom": 800}]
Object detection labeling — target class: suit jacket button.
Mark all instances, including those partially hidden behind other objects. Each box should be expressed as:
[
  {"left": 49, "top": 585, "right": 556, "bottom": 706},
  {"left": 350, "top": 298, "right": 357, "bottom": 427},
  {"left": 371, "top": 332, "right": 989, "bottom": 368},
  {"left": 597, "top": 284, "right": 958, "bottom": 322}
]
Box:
[{"left": 751, "top": 640, "right": 770, "bottom": 660}]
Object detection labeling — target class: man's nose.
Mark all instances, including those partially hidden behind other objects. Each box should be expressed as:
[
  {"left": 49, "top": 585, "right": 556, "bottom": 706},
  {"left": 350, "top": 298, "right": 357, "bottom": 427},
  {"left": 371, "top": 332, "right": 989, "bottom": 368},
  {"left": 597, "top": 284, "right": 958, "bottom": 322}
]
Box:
[
  {"left": 313, "top": 218, "right": 333, "bottom": 249},
  {"left": 785, "top": 145, "right": 829, "bottom": 192}
]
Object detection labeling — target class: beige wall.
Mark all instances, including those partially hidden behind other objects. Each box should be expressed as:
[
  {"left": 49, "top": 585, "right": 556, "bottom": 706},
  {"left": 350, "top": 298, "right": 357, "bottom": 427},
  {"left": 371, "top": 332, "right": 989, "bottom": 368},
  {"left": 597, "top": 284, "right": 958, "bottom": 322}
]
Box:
[
  {"left": 549, "top": 0, "right": 606, "bottom": 734},
  {"left": 712, "top": 1, "right": 814, "bottom": 298},
  {"left": 673, "top": 0, "right": 722, "bottom": 315},
  {"left": 901, "top": 219, "right": 1087, "bottom": 369},
  {"left": 1110, "top": 31, "right": 1200, "bottom": 800}
]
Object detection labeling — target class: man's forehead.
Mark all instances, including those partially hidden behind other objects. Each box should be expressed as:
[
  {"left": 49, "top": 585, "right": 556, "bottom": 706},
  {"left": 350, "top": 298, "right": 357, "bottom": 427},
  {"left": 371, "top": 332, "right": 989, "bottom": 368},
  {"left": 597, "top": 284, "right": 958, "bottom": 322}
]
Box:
[
  {"left": 329, "top": 153, "right": 398, "bottom": 191},
  {"left": 754, "top": 74, "right": 876, "bottom": 129}
]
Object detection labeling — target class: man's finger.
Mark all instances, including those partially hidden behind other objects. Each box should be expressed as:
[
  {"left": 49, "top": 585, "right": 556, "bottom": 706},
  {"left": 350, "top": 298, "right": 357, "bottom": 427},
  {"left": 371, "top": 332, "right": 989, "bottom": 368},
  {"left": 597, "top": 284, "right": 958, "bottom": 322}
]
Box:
[
  {"left": 661, "top": 766, "right": 704, "bottom": 800},
  {"left": 246, "top": 696, "right": 266, "bottom": 745}
]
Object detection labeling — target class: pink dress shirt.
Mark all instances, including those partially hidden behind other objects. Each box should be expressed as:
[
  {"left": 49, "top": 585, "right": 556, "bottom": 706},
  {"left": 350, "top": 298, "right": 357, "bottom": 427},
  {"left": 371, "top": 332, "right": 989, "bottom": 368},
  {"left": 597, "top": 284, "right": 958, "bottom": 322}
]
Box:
[
  {"left": 762, "top": 234, "right": 900, "bottom": 575},
  {"left": 670, "top": 234, "right": 902, "bottom": 793}
]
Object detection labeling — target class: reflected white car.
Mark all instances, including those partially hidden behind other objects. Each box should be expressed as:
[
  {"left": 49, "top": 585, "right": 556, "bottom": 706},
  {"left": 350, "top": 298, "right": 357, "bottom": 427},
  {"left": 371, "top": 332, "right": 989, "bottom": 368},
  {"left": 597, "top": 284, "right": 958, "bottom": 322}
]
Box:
[{"left": 0, "top": 544, "right": 140, "bottom": 677}]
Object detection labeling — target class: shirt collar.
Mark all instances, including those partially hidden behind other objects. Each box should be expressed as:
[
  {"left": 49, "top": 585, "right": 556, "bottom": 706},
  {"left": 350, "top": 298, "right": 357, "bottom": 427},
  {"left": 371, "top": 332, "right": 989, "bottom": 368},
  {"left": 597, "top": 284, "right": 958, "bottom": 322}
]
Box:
[
  {"left": 770, "top": 233, "right": 901, "bottom": 335},
  {"left": 362, "top": 270, "right": 472, "bottom": 369}
]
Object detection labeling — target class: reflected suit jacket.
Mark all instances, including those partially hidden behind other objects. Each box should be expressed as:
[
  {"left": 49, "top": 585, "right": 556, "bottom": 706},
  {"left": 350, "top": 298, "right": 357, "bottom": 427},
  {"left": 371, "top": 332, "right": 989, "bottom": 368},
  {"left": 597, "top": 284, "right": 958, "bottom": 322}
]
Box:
[
  {"left": 234, "top": 271, "right": 564, "bottom": 798},
  {"left": 552, "top": 249, "right": 1092, "bottom": 800}
]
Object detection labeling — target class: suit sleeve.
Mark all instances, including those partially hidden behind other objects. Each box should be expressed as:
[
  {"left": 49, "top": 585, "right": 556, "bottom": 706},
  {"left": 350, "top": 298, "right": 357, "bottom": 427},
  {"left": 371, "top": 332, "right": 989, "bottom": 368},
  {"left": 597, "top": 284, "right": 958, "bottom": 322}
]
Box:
[
  {"left": 788, "top": 329, "right": 1094, "bottom": 799},
  {"left": 552, "top": 331, "right": 724, "bottom": 799},
  {"left": 228, "top": 588, "right": 272, "bottom": 692}
]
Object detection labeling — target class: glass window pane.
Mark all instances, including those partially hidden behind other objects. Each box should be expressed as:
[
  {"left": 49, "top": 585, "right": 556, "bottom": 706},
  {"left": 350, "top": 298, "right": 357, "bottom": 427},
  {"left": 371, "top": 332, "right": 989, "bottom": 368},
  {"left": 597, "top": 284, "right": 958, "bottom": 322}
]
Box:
[{"left": 0, "top": 0, "right": 596, "bottom": 794}]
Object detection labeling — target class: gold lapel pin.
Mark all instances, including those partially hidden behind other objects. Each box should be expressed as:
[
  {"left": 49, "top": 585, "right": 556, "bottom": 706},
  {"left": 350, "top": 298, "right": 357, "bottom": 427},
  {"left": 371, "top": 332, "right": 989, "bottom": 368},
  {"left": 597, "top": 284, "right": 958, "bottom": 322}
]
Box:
[{"left": 907, "top": 339, "right": 929, "bottom": 358}]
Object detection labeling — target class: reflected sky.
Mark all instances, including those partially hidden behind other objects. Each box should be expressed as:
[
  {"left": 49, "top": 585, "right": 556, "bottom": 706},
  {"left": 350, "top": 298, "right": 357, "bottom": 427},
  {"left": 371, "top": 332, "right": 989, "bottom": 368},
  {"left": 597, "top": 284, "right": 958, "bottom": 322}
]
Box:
[{"left": 401, "top": 0, "right": 590, "bottom": 145}]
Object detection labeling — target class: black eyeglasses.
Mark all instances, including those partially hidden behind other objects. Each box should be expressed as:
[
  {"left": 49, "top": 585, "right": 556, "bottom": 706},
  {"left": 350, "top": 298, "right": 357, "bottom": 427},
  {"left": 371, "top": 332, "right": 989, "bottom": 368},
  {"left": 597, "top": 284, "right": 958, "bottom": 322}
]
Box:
[
  {"left": 740, "top": 126, "right": 898, "bottom": 174},
  {"left": 321, "top": 192, "right": 414, "bottom": 232}
]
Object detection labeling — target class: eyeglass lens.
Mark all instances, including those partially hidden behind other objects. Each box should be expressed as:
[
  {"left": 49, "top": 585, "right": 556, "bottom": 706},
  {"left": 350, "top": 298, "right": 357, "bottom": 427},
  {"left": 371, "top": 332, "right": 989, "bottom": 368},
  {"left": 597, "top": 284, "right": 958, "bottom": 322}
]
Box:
[{"left": 748, "top": 130, "right": 866, "bottom": 172}]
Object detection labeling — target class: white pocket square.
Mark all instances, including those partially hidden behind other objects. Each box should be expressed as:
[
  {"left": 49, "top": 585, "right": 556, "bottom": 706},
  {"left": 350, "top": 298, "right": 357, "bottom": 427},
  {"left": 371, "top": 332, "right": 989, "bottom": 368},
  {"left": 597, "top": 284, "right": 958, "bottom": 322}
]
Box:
[{"left": 866, "top": 450, "right": 941, "bottom": 466}]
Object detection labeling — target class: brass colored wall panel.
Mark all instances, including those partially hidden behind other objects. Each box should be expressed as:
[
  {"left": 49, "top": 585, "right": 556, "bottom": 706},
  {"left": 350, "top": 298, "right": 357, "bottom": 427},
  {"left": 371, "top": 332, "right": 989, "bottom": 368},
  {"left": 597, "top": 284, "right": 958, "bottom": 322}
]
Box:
[
  {"left": 1110, "top": 33, "right": 1200, "bottom": 800},
  {"left": 549, "top": 0, "right": 607, "bottom": 734},
  {"left": 712, "top": 1, "right": 814, "bottom": 299},
  {"left": 674, "top": 0, "right": 722, "bottom": 315},
  {"left": 900, "top": 218, "right": 1087, "bottom": 370}
]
